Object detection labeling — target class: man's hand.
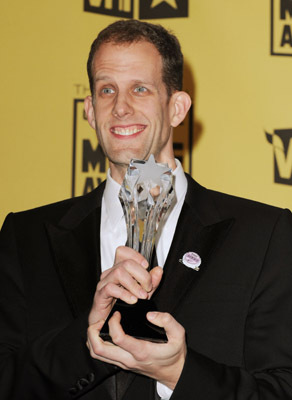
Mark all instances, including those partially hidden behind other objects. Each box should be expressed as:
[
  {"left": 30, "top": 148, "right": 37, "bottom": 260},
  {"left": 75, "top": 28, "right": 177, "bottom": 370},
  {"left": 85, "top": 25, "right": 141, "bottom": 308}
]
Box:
[
  {"left": 88, "top": 246, "right": 163, "bottom": 325},
  {"left": 87, "top": 245, "right": 186, "bottom": 389},
  {"left": 87, "top": 310, "right": 186, "bottom": 390}
]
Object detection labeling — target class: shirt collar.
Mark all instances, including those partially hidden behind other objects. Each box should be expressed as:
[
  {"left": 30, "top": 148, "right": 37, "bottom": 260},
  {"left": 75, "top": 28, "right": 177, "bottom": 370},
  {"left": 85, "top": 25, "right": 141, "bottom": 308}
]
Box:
[
  {"left": 102, "top": 169, "right": 124, "bottom": 230},
  {"left": 172, "top": 159, "right": 188, "bottom": 204}
]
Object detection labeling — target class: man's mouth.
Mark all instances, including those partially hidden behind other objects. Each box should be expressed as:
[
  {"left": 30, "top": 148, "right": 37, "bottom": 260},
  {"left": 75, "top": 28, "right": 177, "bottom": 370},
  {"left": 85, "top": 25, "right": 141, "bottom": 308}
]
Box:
[{"left": 110, "top": 125, "right": 146, "bottom": 137}]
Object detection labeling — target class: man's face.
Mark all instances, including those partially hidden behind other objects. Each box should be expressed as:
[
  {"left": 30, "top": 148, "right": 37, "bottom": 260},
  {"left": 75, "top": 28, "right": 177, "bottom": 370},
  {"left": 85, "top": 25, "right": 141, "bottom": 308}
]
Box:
[{"left": 85, "top": 41, "right": 176, "bottom": 182}]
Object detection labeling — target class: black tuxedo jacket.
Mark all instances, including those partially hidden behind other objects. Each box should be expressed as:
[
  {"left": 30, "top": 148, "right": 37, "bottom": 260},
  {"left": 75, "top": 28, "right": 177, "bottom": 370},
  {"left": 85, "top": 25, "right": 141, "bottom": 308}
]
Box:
[{"left": 1, "top": 175, "right": 292, "bottom": 399}]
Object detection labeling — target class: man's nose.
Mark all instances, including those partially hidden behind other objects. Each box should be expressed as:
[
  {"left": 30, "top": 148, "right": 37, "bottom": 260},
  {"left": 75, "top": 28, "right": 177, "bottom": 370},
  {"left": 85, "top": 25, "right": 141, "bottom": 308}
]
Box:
[{"left": 112, "top": 92, "right": 134, "bottom": 118}]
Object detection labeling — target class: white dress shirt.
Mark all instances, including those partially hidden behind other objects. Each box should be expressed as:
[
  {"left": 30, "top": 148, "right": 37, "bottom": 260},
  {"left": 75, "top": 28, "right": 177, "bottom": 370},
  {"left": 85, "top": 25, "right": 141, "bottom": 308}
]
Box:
[{"left": 100, "top": 159, "right": 187, "bottom": 399}]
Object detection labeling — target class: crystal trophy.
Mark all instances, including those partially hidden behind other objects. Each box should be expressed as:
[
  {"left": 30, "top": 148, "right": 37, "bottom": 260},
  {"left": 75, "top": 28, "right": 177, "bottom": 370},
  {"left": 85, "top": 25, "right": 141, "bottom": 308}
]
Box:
[{"left": 100, "top": 155, "right": 174, "bottom": 343}]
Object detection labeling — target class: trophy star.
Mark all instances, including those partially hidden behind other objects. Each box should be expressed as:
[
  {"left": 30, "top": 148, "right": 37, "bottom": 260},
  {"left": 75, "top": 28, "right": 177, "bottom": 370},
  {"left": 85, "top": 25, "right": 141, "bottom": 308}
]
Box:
[{"left": 133, "top": 154, "right": 171, "bottom": 186}]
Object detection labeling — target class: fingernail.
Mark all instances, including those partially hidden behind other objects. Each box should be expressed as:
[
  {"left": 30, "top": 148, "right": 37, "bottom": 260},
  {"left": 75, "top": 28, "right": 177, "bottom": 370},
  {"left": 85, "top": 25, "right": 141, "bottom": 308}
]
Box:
[
  {"left": 146, "top": 284, "right": 153, "bottom": 293},
  {"left": 147, "top": 312, "right": 158, "bottom": 320},
  {"left": 141, "top": 260, "right": 148, "bottom": 268},
  {"left": 130, "top": 295, "right": 137, "bottom": 303},
  {"left": 139, "top": 289, "right": 147, "bottom": 298}
]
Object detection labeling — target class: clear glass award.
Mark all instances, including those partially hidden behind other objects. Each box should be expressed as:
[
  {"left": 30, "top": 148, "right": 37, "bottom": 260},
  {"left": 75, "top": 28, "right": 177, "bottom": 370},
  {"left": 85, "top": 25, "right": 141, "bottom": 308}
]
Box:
[{"left": 100, "top": 155, "right": 174, "bottom": 343}]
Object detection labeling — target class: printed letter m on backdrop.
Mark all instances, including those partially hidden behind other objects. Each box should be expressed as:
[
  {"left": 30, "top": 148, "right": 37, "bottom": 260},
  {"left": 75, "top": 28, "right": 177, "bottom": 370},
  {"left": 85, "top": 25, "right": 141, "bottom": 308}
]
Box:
[{"left": 281, "top": 0, "right": 292, "bottom": 19}]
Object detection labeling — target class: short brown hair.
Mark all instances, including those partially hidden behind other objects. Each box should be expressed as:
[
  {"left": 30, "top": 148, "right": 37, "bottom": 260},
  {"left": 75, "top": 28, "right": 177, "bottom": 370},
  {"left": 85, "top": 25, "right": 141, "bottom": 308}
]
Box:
[{"left": 87, "top": 19, "right": 183, "bottom": 97}]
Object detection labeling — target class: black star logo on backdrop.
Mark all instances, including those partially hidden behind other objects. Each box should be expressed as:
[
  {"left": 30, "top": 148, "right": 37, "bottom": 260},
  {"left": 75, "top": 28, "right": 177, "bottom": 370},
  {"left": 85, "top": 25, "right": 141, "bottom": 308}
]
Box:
[{"left": 139, "top": 0, "right": 188, "bottom": 19}]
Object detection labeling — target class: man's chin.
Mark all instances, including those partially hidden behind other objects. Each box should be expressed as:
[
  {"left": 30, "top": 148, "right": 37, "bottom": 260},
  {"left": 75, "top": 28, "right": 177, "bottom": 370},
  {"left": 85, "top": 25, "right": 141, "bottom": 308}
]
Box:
[
  {"left": 108, "top": 158, "right": 131, "bottom": 174},
  {"left": 109, "top": 152, "right": 148, "bottom": 166}
]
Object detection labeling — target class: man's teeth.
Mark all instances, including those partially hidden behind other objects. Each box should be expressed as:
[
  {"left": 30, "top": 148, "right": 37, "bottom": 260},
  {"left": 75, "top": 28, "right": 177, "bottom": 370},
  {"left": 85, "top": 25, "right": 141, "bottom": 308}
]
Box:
[{"left": 112, "top": 127, "right": 144, "bottom": 136}]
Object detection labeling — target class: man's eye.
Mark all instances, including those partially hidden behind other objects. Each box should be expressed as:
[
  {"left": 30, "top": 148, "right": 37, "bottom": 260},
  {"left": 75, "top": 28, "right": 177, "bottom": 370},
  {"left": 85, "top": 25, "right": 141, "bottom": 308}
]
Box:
[
  {"left": 101, "top": 88, "right": 115, "bottom": 94},
  {"left": 134, "top": 86, "right": 147, "bottom": 93}
]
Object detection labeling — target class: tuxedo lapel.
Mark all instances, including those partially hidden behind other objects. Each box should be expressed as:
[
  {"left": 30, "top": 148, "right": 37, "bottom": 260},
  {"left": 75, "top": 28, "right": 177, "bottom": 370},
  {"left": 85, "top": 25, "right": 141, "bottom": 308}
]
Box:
[
  {"left": 153, "top": 176, "right": 234, "bottom": 315},
  {"left": 46, "top": 184, "right": 104, "bottom": 318}
]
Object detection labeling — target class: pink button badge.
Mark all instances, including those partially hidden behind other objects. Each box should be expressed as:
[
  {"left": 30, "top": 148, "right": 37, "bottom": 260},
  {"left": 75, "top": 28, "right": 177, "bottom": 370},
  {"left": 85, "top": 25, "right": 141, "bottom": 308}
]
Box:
[{"left": 180, "top": 252, "right": 201, "bottom": 271}]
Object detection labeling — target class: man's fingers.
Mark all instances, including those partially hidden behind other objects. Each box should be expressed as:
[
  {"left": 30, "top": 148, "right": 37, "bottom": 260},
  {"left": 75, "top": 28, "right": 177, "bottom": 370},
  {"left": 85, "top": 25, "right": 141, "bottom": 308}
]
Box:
[
  {"left": 99, "top": 266, "right": 150, "bottom": 299},
  {"left": 100, "top": 251, "right": 153, "bottom": 296},
  {"left": 114, "top": 246, "right": 148, "bottom": 269},
  {"left": 87, "top": 320, "right": 128, "bottom": 367},
  {"left": 87, "top": 320, "right": 105, "bottom": 354},
  {"left": 147, "top": 312, "right": 185, "bottom": 341},
  {"left": 100, "top": 282, "right": 139, "bottom": 305},
  {"left": 89, "top": 312, "right": 134, "bottom": 369},
  {"left": 108, "top": 312, "right": 151, "bottom": 366},
  {"left": 149, "top": 266, "right": 163, "bottom": 293},
  {"left": 108, "top": 311, "right": 125, "bottom": 345}
]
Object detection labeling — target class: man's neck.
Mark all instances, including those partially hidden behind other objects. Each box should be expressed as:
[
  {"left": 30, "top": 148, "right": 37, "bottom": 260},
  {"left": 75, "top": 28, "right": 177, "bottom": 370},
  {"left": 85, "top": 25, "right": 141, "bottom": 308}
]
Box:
[{"left": 109, "top": 163, "right": 127, "bottom": 185}]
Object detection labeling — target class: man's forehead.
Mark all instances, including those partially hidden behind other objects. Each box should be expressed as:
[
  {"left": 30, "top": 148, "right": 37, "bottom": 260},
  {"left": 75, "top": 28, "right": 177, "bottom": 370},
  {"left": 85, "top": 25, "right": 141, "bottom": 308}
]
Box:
[{"left": 92, "top": 41, "right": 163, "bottom": 82}]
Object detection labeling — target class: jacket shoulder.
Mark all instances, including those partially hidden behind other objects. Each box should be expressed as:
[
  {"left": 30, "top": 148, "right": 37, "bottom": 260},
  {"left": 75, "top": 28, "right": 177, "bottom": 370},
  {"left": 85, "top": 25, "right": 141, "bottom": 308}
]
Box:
[
  {"left": 2, "top": 182, "right": 105, "bottom": 229},
  {"left": 186, "top": 175, "right": 290, "bottom": 223},
  {"left": 208, "top": 186, "right": 289, "bottom": 219}
]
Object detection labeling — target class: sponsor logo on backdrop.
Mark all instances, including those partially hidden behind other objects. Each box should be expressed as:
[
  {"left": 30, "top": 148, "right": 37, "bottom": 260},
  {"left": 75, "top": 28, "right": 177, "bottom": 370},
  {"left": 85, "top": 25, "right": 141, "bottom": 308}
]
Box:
[
  {"left": 271, "top": 0, "right": 292, "bottom": 56},
  {"left": 266, "top": 129, "right": 292, "bottom": 185},
  {"left": 139, "top": 0, "right": 188, "bottom": 19},
  {"left": 72, "top": 98, "right": 193, "bottom": 196},
  {"left": 84, "top": 0, "right": 134, "bottom": 18},
  {"left": 84, "top": 0, "right": 188, "bottom": 19},
  {"left": 72, "top": 99, "right": 109, "bottom": 197}
]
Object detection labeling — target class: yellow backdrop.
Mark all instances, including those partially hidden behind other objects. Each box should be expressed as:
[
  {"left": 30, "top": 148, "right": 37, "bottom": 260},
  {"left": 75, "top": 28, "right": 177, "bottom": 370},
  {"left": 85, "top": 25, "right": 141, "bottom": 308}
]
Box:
[{"left": 1, "top": 0, "right": 292, "bottom": 227}]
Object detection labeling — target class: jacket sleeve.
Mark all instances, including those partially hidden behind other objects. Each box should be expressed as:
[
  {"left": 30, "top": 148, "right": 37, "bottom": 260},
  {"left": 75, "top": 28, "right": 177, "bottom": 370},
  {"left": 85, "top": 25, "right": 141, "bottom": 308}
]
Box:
[
  {"left": 172, "top": 208, "right": 292, "bottom": 399},
  {"left": 0, "top": 213, "right": 116, "bottom": 400}
]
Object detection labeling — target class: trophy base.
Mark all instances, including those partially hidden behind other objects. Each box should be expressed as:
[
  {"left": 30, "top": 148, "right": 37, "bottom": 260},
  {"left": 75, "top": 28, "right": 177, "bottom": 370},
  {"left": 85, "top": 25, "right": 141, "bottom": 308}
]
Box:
[{"left": 100, "top": 299, "right": 168, "bottom": 343}]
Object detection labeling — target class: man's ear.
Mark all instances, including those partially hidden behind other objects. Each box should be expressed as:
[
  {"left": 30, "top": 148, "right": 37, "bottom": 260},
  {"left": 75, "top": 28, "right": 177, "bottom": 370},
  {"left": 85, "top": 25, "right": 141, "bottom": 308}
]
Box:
[
  {"left": 170, "top": 91, "right": 192, "bottom": 128},
  {"left": 84, "top": 96, "right": 96, "bottom": 130}
]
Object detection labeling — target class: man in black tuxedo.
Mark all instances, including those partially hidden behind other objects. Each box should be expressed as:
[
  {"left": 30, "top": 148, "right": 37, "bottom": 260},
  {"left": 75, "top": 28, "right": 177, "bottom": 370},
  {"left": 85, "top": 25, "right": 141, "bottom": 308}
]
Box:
[{"left": 1, "top": 19, "right": 292, "bottom": 400}]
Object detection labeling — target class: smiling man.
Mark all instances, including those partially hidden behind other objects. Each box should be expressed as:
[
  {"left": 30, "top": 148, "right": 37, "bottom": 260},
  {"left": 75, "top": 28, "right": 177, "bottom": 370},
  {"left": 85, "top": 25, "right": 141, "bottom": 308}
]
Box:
[
  {"left": 84, "top": 22, "right": 191, "bottom": 397},
  {"left": 1, "top": 19, "right": 292, "bottom": 400}
]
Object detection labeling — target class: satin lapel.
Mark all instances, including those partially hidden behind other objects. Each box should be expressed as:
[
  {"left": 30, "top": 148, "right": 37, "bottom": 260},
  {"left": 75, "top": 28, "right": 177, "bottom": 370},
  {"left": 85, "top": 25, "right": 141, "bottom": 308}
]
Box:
[
  {"left": 46, "top": 185, "right": 104, "bottom": 318},
  {"left": 153, "top": 178, "right": 234, "bottom": 315}
]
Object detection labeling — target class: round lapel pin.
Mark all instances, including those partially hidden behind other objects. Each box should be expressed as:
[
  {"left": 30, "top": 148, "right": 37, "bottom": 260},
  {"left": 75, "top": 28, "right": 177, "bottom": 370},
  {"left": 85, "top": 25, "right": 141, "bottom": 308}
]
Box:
[{"left": 180, "top": 252, "right": 201, "bottom": 271}]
